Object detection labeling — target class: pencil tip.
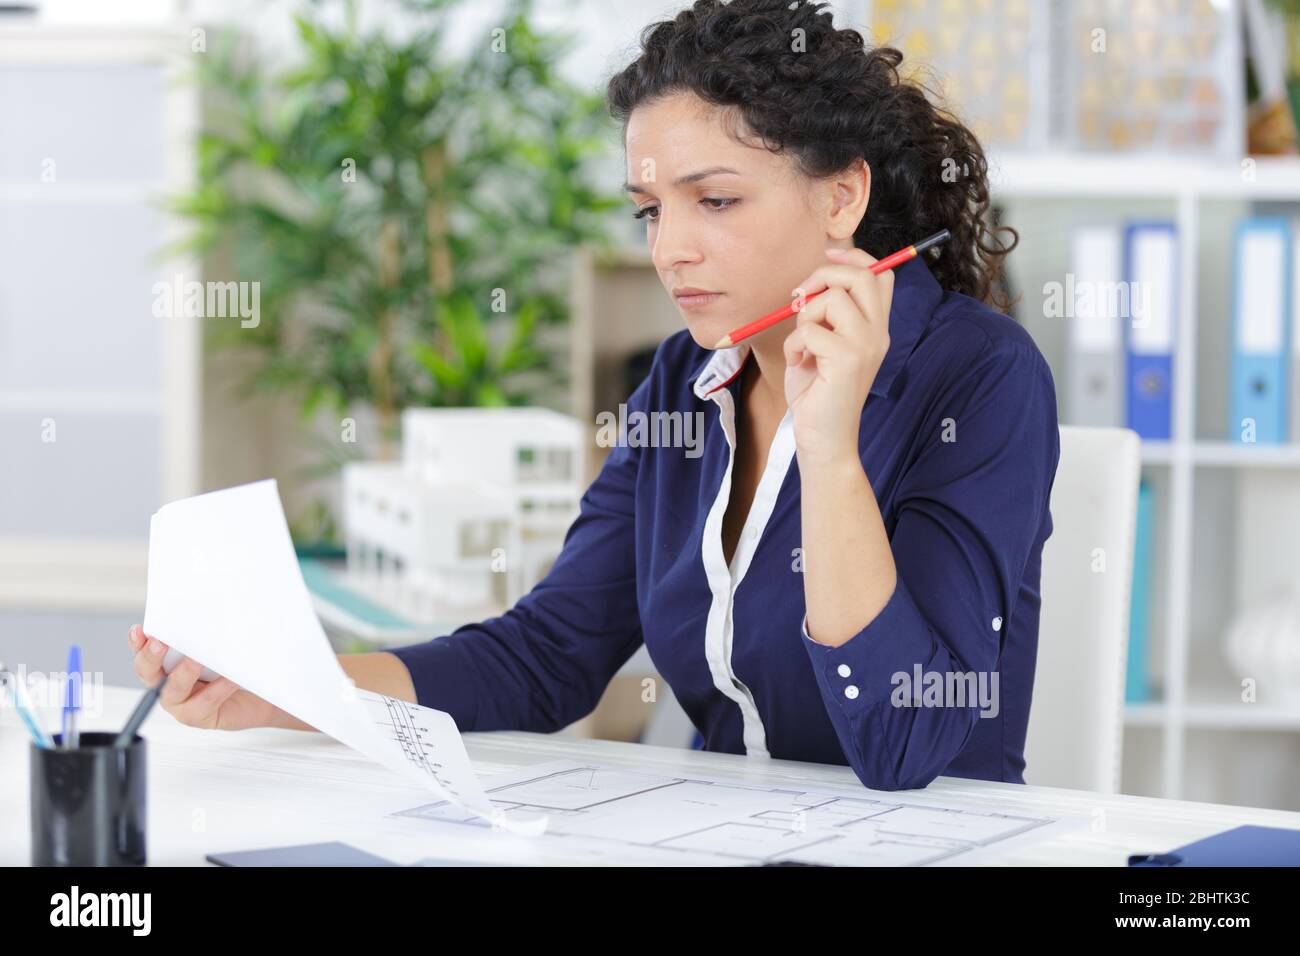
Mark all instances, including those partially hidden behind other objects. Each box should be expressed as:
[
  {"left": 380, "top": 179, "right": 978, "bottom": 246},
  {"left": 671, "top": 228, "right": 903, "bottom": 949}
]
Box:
[{"left": 713, "top": 335, "right": 733, "bottom": 349}]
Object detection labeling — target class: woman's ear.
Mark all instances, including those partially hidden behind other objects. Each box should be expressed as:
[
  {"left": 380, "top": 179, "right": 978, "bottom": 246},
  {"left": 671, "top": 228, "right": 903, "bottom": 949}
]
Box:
[{"left": 827, "top": 159, "right": 870, "bottom": 240}]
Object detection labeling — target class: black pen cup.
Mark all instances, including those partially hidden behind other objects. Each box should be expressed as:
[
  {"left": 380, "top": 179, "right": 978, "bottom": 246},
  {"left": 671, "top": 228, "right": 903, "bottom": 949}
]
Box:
[{"left": 30, "top": 732, "right": 147, "bottom": 866}]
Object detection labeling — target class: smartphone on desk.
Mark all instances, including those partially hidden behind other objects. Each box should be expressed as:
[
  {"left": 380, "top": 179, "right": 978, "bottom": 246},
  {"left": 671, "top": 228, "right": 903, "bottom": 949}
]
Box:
[
  {"left": 206, "top": 841, "right": 513, "bottom": 867},
  {"left": 206, "top": 841, "right": 399, "bottom": 867}
]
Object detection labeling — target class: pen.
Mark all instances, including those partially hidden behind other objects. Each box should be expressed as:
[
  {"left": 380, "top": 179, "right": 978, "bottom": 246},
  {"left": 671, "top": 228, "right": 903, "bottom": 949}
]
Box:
[
  {"left": 63, "top": 644, "right": 81, "bottom": 749},
  {"left": 712, "top": 229, "right": 953, "bottom": 348},
  {"left": 114, "top": 677, "right": 165, "bottom": 748},
  {"left": 0, "top": 662, "right": 54, "bottom": 749}
]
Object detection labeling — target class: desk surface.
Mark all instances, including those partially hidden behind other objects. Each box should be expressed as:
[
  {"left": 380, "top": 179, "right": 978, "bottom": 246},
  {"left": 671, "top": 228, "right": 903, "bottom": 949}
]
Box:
[{"left": 5, "top": 685, "right": 1300, "bottom": 866}]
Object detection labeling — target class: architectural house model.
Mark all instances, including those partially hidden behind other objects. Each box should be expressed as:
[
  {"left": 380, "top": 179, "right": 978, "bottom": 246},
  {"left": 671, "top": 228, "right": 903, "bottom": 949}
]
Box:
[{"left": 342, "top": 408, "right": 585, "bottom": 625}]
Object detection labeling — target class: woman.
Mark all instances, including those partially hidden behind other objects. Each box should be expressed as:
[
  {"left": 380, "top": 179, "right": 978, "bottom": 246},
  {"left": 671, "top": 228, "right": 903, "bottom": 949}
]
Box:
[{"left": 128, "top": 0, "right": 1058, "bottom": 792}]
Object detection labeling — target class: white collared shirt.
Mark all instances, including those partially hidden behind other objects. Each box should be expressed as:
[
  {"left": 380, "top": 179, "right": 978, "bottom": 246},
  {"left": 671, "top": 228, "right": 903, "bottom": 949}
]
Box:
[{"left": 693, "top": 342, "right": 797, "bottom": 758}]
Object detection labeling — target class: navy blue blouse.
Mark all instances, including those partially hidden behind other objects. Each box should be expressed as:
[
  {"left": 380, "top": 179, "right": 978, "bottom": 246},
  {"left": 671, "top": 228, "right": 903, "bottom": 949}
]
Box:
[{"left": 390, "top": 254, "right": 1060, "bottom": 791}]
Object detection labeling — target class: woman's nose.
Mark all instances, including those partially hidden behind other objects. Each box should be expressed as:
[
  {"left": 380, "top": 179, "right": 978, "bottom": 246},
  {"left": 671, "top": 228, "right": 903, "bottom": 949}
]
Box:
[{"left": 649, "top": 208, "right": 703, "bottom": 274}]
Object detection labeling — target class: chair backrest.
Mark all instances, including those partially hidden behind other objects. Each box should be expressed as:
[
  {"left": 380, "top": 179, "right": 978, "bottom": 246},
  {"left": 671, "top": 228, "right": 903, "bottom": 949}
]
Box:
[{"left": 1024, "top": 425, "right": 1141, "bottom": 794}]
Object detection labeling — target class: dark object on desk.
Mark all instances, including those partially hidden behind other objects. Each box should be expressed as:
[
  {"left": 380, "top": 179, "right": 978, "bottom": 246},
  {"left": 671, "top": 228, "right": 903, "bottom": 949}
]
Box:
[
  {"left": 31, "top": 732, "right": 147, "bottom": 866},
  {"left": 412, "top": 856, "right": 512, "bottom": 866},
  {"left": 756, "top": 860, "right": 831, "bottom": 866},
  {"left": 207, "top": 841, "right": 400, "bottom": 867},
  {"left": 1128, "top": 825, "right": 1300, "bottom": 866}
]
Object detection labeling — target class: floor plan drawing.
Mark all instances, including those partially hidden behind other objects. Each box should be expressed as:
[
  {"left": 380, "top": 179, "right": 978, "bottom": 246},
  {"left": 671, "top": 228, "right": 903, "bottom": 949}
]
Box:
[{"left": 391, "top": 758, "right": 1083, "bottom": 866}]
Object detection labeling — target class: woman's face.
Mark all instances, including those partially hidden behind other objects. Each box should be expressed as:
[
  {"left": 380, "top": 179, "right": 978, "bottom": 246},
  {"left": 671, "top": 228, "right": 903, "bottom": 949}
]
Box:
[{"left": 624, "top": 92, "right": 853, "bottom": 351}]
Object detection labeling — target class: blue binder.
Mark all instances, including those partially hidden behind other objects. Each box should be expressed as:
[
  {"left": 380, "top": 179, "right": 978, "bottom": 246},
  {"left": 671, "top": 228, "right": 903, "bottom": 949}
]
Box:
[
  {"left": 1125, "top": 480, "right": 1153, "bottom": 703},
  {"left": 1129, "top": 825, "right": 1300, "bottom": 866},
  {"left": 1229, "top": 218, "right": 1291, "bottom": 444},
  {"left": 1124, "top": 222, "right": 1178, "bottom": 440}
]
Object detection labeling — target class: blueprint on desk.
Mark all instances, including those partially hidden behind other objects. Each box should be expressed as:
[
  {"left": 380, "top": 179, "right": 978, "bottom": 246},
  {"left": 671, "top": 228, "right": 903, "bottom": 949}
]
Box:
[{"left": 389, "top": 758, "right": 1085, "bottom": 866}]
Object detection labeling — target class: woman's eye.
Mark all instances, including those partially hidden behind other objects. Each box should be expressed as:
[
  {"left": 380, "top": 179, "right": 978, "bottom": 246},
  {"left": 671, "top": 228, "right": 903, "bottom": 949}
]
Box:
[{"left": 631, "top": 198, "right": 739, "bottom": 221}]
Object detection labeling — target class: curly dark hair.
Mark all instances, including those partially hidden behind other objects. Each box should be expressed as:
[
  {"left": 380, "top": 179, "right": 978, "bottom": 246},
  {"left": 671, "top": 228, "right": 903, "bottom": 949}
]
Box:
[{"left": 606, "top": 0, "right": 1018, "bottom": 313}]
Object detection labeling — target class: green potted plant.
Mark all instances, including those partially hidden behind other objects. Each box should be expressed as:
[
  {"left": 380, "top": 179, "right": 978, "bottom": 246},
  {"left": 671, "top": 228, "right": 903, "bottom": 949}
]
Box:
[{"left": 171, "top": 0, "right": 622, "bottom": 539}]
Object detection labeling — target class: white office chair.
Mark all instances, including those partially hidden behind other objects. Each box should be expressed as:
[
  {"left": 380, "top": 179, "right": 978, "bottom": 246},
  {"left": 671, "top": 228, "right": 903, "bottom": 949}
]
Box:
[{"left": 1024, "top": 425, "right": 1141, "bottom": 794}]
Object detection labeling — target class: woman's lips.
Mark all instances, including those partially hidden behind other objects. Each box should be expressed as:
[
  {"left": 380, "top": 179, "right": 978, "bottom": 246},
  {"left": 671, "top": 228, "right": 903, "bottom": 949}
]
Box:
[{"left": 675, "top": 292, "right": 723, "bottom": 309}]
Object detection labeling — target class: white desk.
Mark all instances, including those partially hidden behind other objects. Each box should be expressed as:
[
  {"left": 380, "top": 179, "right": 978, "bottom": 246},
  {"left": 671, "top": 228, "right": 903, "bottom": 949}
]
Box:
[{"left": 5, "top": 685, "right": 1300, "bottom": 866}]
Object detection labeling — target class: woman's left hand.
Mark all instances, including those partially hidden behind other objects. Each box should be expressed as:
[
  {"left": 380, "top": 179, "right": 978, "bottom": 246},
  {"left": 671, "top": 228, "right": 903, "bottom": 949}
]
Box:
[{"left": 783, "top": 246, "right": 895, "bottom": 468}]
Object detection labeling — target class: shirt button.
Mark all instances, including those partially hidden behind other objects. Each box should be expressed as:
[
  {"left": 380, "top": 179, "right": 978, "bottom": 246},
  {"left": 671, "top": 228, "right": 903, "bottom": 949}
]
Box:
[
  {"left": 844, "top": 685, "right": 859, "bottom": 700},
  {"left": 992, "top": 616, "right": 1003, "bottom": 632},
  {"left": 837, "top": 664, "right": 851, "bottom": 678}
]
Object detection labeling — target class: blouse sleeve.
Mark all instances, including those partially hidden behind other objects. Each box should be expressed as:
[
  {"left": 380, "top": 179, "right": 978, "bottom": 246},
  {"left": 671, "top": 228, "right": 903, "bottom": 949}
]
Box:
[{"left": 800, "top": 338, "right": 1060, "bottom": 790}]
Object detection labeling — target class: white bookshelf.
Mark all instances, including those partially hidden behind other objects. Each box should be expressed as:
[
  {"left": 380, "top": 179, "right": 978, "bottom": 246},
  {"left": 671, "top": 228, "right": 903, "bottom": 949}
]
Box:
[
  {"left": 991, "top": 152, "right": 1300, "bottom": 200},
  {"left": 991, "top": 149, "right": 1300, "bottom": 809},
  {"left": 0, "top": 22, "right": 200, "bottom": 683}
]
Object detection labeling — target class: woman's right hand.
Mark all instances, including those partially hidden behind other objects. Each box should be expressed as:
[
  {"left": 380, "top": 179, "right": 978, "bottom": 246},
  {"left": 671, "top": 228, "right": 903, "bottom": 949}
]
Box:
[{"left": 128, "top": 624, "right": 284, "bottom": 731}]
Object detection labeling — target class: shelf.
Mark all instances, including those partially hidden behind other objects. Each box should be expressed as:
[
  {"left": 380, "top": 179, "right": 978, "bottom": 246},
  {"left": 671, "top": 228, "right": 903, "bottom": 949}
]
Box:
[
  {"left": 1138, "top": 441, "right": 1178, "bottom": 465},
  {"left": 1189, "top": 441, "right": 1300, "bottom": 468},
  {"left": 1182, "top": 703, "right": 1300, "bottom": 731},
  {"left": 1125, "top": 645, "right": 1300, "bottom": 731},
  {"left": 1128, "top": 440, "right": 1300, "bottom": 468},
  {"left": 990, "top": 151, "right": 1300, "bottom": 200},
  {"left": 1126, "top": 701, "right": 1300, "bottom": 732},
  {"left": 1123, "top": 701, "right": 1168, "bottom": 727},
  {"left": 0, "top": 391, "right": 165, "bottom": 415},
  {"left": 0, "top": 538, "right": 148, "bottom": 610},
  {"left": 1125, "top": 699, "right": 1300, "bottom": 731},
  {"left": 0, "top": 184, "right": 166, "bottom": 203}
]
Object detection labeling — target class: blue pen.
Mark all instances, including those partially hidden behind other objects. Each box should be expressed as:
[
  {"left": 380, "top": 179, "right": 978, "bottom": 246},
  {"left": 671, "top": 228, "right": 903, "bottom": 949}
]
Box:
[
  {"left": 63, "top": 645, "right": 81, "bottom": 749},
  {"left": 0, "top": 662, "right": 54, "bottom": 749}
]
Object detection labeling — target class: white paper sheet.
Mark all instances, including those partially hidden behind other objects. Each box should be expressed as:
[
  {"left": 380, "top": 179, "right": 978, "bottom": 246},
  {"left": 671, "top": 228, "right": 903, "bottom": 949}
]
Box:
[{"left": 141, "top": 478, "right": 547, "bottom": 836}]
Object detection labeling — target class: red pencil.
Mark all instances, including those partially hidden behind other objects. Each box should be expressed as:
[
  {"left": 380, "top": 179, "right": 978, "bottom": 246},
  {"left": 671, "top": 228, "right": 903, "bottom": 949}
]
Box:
[{"left": 712, "top": 229, "right": 952, "bottom": 349}]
